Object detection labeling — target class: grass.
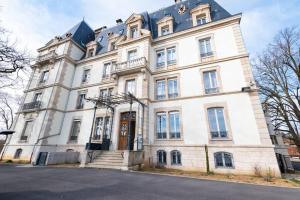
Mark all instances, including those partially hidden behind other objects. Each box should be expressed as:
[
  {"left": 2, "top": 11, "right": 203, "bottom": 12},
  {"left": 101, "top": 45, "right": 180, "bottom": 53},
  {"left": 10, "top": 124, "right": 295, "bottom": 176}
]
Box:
[{"left": 137, "top": 167, "right": 300, "bottom": 188}]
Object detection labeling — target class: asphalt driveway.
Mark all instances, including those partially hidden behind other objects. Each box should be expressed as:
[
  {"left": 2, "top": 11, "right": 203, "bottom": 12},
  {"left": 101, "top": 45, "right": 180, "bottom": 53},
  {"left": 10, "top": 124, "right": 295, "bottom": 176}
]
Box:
[{"left": 0, "top": 165, "right": 299, "bottom": 200}]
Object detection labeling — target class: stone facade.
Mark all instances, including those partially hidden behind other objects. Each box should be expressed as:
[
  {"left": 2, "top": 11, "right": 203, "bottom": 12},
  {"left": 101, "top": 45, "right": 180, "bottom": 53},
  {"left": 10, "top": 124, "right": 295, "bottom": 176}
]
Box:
[{"left": 1, "top": 0, "right": 281, "bottom": 176}]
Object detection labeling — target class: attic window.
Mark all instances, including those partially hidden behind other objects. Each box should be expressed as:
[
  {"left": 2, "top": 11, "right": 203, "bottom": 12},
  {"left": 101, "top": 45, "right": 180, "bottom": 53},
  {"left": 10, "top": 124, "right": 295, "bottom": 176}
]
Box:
[
  {"left": 119, "top": 29, "right": 124, "bottom": 35},
  {"left": 98, "top": 36, "right": 103, "bottom": 42},
  {"left": 87, "top": 48, "right": 94, "bottom": 58}
]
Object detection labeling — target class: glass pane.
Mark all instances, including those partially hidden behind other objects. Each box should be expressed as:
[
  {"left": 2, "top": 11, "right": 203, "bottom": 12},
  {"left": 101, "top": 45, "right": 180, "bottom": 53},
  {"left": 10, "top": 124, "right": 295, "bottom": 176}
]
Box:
[
  {"left": 216, "top": 108, "right": 227, "bottom": 137},
  {"left": 168, "top": 79, "right": 178, "bottom": 98},
  {"left": 200, "top": 40, "right": 206, "bottom": 54},
  {"left": 206, "top": 39, "right": 212, "bottom": 53},
  {"left": 23, "top": 121, "right": 33, "bottom": 136},
  {"left": 208, "top": 108, "right": 218, "bottom": 137},
  {"left": 224, "top": 153, "right": 233, "bottom": 167},
  {"left": 156, "top": 113, "right": 166, "bottom": 139},
  {"left": 156, "top": 80, "right": 165, "bottom": 99},
  {"left": 215, "top": 153, "right": 224, "bottom": 167},
  {"left": 94, "top": 117, "right": 103, "bottom": 140},
  {"left": 104, "top": 117, "right": 110, "bottom": 138},
  {"left": 169, "top": 112, "right": 180, "bottom": 138},
  {"left": 167, "top": 47, "right": 176, "bottom": 64},
  {"left": 203, "top": 72, "right": 211, "bottom": 90}
]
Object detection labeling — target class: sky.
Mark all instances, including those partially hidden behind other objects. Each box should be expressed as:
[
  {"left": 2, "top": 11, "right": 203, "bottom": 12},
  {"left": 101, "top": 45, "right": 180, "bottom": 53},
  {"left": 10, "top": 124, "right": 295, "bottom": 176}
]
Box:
[{"left": 0, "top": 0, "right": 300, "bottom": 57}]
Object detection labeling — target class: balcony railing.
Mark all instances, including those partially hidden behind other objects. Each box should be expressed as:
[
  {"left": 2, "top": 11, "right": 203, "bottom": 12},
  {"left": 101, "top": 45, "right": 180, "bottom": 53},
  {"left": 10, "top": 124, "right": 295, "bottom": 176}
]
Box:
[
  {"left": 112, "top": 57, "right": 147, "bottom": 75},
  {"left": 22, "top": 101, "right": 42, "bottom": 111},
  {"left": 35, "top": 51, "right": 57, "bottom": 65}
]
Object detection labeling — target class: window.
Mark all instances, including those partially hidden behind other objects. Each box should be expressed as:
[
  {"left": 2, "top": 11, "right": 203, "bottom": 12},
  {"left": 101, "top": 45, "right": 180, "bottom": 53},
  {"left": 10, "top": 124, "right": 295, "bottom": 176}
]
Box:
[
  {"left": 171, "top": 150, "right": 181, "bottom": 165},
  {"left": 156, "top": 80, "right": 166, "bottom": 100},
  {"left": 128, "top": 50, "right": 137, "bottom": 61},
  {"left": 169, "top": 111, "right": 180, "bottom": 139},
  {"left": 40, "top": 70, "right": 49, "bottom": 83},
  {"left": 168, "top": 78, "right": 178, "bottom": 98},
  {"left": 207, "top": 108, "right": 227, "bottom": 138},
  {"left": 203, "top": 70, "right": 218, "bottom": 94},
  {"left": 199, "top": 38, "right": 213, "bottom": 57},
  {"left": 156, "top": 47, "right": 176, "bottom": 68},
  {"left": 130, "top": 26, "right": 138, "bottom": 39},
  {"left": 103, "top": 117, "right": 111, "bottom": 139},
  {"left": 94, "top": 117, "right": 104, "bottom": 140},
  {"left": 20, "top": 121, "right": 33, "bottom": 141},
  {"left": 167, "top": 47, "right": 176, "bottom": 65},
  {"left": 196, "top": 15, "right": 207, "bottom": 25},
  {"left": 87, "top": 48, "right": 94, "bottom": 58},
  {"left": 103, "top": 63, "right": 112, "bottom": 78},
  {"left": 110, "top": 42, "right": 116, "bottom": 51},
  {"left": 155, "top": 77, "right": 178, "bottom": 100},
  {"left": 99, "top": 89, "right": 108, "bottom": 98},
  {"left": 214, "top": 152, "right": 234, "bottom": 168},
  {"left": 82, "top": 69, "right": 90, "bottom": 83},
  {"left": 156, "top": 50, "right": 165, "bottom": 68},
  {"left": 33, "top": 93, "right": 42, "bottom": 102},
  {"left": 76, "top": 93, "right": 86, "bottom": 109},
  {"left": 157, "top": 150, "right": 167, "bottom": 165},
  {"left": 270, "top": 135, "right": 278, "bottom": 145},
  {"left": 125, "top": 79, "right": 136, "bottom": 95},
  {"left": 14, "top": 149, "right": 22, "bottom": 159},
  {"left": 161, "top": 25, "right": 170, "bottom": 36},
  {"left": 70, "top": 120, "right": 81, "bottom": 142},
  {"left": 156, "top": 113, "right": 167, "bottom": 139}
]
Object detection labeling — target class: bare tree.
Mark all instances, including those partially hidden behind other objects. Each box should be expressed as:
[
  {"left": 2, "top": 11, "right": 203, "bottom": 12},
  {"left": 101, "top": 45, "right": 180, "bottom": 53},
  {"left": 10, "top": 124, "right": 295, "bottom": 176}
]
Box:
[
  {"left": 0, "top": 26, "right": 31, "bottom": 89},
  {"left": 254, "top": 27, "right": 300, "bottom": 151},
  {"left": 0, "top": 92, "right": 19, "bottom": 130}
]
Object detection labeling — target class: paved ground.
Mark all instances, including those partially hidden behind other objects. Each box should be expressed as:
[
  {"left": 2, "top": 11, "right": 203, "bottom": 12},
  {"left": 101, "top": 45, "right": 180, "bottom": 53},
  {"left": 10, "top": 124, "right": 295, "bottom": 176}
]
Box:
[{"left": 0, "top": 165, "right": 299, "bottom": 200}]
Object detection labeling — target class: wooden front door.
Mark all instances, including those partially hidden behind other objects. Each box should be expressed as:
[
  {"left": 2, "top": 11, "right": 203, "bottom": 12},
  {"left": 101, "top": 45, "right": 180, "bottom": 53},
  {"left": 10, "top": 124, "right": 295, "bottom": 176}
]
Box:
[
  {"left": 118, "top": 119, "right": 128, "bottom": 150},
  {"left": 118, "top": 112, "right": 136, "bottom": 150}
]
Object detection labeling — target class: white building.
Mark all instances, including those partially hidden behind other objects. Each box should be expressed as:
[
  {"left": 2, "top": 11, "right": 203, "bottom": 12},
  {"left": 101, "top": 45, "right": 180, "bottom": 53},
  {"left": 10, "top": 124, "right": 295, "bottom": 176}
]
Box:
[{"left": 1, "top": 0, "right": 281, "bottom": 176}]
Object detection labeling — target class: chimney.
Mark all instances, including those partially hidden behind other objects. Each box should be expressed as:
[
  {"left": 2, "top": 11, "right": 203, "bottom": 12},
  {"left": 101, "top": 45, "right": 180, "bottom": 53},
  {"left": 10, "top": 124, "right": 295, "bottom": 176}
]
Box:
[
  {"left": 174, "top": 0, "right": 182, "bottom": 3},
  {"left": 116, "top": 19, "right": 123, "bottom": 24}
]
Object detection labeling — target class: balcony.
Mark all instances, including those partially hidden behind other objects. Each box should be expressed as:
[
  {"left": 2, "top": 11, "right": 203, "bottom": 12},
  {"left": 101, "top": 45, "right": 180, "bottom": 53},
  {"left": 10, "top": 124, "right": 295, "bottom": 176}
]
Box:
[
  {"left": 35, "top": 51, "right": 57, "bottom": 66},
  {"left": 112, "top": 57, "right": 147, "bottom": 76},
  {"left": 22, "top": 101, "right": 42, "bottom": 112}
]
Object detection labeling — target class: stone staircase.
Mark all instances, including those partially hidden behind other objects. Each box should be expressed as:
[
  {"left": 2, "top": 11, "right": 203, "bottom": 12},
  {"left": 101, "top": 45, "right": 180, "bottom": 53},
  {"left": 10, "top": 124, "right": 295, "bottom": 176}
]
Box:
[{"left": 86, "top": 151, "right": 125, "bottom": 170}]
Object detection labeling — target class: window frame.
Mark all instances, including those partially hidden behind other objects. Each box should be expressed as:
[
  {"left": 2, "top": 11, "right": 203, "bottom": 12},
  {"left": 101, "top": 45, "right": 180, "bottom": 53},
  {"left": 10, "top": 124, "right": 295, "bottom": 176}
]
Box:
[
  {"left": 20, "top": 120, "right": 34, "bottom": 141},
  {"left": 157, "top": 150, "right": 167, "bottom": 165},
  {"left": 200, "top": 66, "right": 222, "bottom": 95},
  {"left": 161, "top": 25, "right": 170, "bottom": 36},
  {"left": 127, "top": 49, "right": 138, "bottom": 61},
  {"left": 155, "top": 76, "right": 179, "bottom": 100},
  {"left": 171, "top": 150, "right": 182, "bottom": 165},
  {"left": 207, "top": 107, "right": 228, "bottom": 139},
  {"left": 199, "top": 37, "right": 213, "bottom": 57},
  {"left": 14, "top": 149, "right": 23, "bottom": 159},
  {"left": 69, "top": 119, "right": 81, "bottom": 142},
  {"left": 125, "top": 79, "right": 136, "bottom": 95},
  {"left": 196, "top": 14, "right": 207, "bottom": 25},
  {"left": 39, "top": 70, "right": 49, "bottom": 84},
  {"left": 130, "top": 26, "right": 138, "bottom": 39},
  {"left": 155, "top": 108, "right": 182, "bottom": 140},
  {"left": 214, "top": 152, "right": 234, "bottom": 169},
  {"left": 155, "top": 46, "right": 177, "bottom": 69},
  {"left": 204, "top": 102, "right": 233, "bottom": 143},
  {"left": 82, "top": 69, "right": 91, "bottom": 84},
  {"left": 76, "top": 92, "right": 86, "bottom": 110}
]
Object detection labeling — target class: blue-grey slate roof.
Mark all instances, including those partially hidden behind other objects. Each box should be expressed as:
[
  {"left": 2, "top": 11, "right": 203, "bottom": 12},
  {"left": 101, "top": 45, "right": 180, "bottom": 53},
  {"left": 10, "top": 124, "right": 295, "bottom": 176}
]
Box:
[{"left": 62, "top": 0, "right": 232, "bottom": 59}]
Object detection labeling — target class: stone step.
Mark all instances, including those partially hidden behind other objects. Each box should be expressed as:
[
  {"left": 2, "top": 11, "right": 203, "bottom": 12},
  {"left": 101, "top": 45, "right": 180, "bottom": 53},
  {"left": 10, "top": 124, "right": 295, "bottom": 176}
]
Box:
[
  {"left": 94, "top": 157, "right": 123, "bottom": 161},
  {"left": 87, "top": 164, "right": 122, "bottom": 170},
  {"left": 92, "top": 161, "right": 123, "bottom": 166}
]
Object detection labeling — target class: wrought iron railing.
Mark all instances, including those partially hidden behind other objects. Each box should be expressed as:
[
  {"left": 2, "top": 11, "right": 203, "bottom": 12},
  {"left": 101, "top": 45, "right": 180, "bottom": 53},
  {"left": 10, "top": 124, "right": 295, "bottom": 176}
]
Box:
[
  {"left": 22, "top": 101, "right": 42, "bottom": 111},
  {"left": 36, "top": 51, "right": 57, "bottom": 64},
  {"left": 113, "top": 57, "right": 147, "bottom": 72}
]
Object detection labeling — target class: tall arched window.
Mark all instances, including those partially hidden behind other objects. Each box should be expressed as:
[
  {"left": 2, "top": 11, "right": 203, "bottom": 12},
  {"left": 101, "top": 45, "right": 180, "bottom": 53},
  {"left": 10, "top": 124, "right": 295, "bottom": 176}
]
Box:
[
  {"left": 214, "top": 152, "right": 234, "bottom": 168},
  {"left": 14, "top": 149, "right": 22, "bottom": 159},
  {"left": 171, "top": 150, "right": 181, "bottom": 165},
  {"left": 157, "top": 150, "right": 167, "bottom": 165}
]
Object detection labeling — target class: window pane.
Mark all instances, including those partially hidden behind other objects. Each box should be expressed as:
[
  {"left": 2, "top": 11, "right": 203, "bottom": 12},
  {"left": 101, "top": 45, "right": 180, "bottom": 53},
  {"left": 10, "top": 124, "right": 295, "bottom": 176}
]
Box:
[
  {"left": 215, "top": 153, "right": 224, "bottom": 167},
  {"left": 204, "top": 71, "right": 218, "bottom": 94},
  {"left": 208, "top": 108, "right": 219, "bottom": 138},
  {"left": 216, "top": 108, "right": 227, "bottom": 137},
  {"left": 126, "top": 79, "right": 135, "bottom": 94},
  {"left": 128, "top": 50, "right": 137, "bottom": 61},
  {"left": 169, "top": 112, "right": 180, "bottom": 139},
  {"left": 94, "top": 117, "right": 103, "bottom": 140},
  {"left": 23, "top": 121, "right": 33, "bottom": 137},
  {"left": 156, "top": 113, "right": 166, "bottom": 139},
  {"left": 167, "top": 47, "right": 176, "bottom": 65},
  {"left": 224, "top": 153, "right": 233, "bottom": 167},
  {"left": 156, "top": 80, "right": 166, "bottom": 100},
  {"left": 103, "top": 63, "right": 111, "bottom": 77},
  {"left": 70, "top": 120, "right": 81, "bottom": 141},
  {"left": 168, "top": 79, "right": 178, "bottom": 98},
  {"left": 156, "top": 50, "right": 165, "bottom": 68},
  {"left": 104, "top": 117, "right": 110, "bottom": 139}
]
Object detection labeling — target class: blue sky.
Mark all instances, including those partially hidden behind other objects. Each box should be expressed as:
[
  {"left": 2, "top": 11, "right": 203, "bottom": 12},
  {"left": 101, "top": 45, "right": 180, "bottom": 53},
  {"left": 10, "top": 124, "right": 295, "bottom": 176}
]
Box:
[{"left": 1, "top": 0, "right": 300, "bottom": 57}]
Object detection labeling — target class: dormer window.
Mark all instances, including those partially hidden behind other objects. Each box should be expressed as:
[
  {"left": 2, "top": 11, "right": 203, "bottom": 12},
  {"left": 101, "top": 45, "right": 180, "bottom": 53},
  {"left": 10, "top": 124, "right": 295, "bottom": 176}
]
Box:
[
  {"left": 161, "top": 25, "right": 170, "bottom": 36},
  {"left": 157, "top": 16, "right": 174, "bottom": 37},
  {"left": 196, "top": 15, "right": 207, "bottom": 25},
  {"left": 190, "top": 3, "right": 211, "bottom": 27},
  {"left": 110, "top": 42, "right": 116, "bottom": 51},
  {"left": 130, "top": 26, "right": 138, "bottom": 39},
  {"left": 88, "top": 49, "right": 94, "bottom": 58}
]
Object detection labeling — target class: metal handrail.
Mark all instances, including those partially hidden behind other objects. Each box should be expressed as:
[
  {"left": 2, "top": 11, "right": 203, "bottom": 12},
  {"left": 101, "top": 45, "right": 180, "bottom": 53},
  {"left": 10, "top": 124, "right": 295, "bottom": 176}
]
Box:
[{"left": 36, "top": 51, "right": 57, "bottom": 63}]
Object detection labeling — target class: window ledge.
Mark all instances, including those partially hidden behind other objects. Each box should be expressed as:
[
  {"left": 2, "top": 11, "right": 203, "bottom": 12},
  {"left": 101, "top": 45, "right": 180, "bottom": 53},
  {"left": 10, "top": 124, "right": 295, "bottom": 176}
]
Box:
[
  {"left": 210, "top": 138, "right": 232, "bottom": 142},
  {"left": 18, "top": 140, "right": 28, "bottom": 143}
]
